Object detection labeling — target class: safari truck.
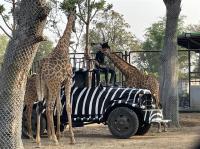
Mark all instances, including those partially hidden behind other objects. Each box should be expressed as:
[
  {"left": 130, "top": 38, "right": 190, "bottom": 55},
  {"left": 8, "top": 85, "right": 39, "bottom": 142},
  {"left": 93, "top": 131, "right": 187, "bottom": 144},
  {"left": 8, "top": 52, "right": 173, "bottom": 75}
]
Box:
[{"left": 22, "top": 67, "right": 164, "bottom": 139}]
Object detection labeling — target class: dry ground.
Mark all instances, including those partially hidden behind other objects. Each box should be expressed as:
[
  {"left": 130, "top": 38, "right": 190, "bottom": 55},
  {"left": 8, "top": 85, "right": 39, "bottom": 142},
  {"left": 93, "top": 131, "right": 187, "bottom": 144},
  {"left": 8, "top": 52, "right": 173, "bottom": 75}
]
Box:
[{"left": 23, "top": 113, "right": 200, "bottom": 149}]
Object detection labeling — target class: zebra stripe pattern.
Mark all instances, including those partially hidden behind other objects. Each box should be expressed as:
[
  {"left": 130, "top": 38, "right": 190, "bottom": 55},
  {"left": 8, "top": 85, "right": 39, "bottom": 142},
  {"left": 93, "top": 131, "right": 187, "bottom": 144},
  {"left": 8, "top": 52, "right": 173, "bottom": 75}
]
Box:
[{"left": 70, "top": 85, "right": 152, "bottom": 121}]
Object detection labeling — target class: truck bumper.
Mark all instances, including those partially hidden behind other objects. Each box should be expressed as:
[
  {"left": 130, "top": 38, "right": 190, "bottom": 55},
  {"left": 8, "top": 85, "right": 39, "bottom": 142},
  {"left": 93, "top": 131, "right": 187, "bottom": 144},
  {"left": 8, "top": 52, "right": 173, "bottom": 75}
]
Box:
[{"left": 142, "top": 109, "right": 170, "bottom": 124}]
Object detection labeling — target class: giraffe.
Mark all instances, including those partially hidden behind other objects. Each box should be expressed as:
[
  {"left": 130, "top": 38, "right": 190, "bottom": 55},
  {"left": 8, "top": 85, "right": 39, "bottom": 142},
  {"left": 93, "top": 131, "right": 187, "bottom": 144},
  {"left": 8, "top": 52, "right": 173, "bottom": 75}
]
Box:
[
  {"left": 24, "top": 74, "right": 38, "bottom": 139},
  {"left": 100, "top": 43, "right": 160, "bottom": 108},
  {"left": 24, "top": 73, "right": 47, "bottom": 140},
  {"left": 35, "top": 12, "right": 76, "bottom": 145}
]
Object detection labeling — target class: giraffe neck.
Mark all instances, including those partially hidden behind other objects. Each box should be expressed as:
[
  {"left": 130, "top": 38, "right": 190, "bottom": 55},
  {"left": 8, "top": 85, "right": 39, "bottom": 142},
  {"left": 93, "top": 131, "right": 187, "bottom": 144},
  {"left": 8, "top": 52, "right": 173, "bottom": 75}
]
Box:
[
  {"left": 106, "top": 52, "right": 140, "bottom": 76},
  {"left": 52, "top": 13, "right": 75, "bottom": 56}
]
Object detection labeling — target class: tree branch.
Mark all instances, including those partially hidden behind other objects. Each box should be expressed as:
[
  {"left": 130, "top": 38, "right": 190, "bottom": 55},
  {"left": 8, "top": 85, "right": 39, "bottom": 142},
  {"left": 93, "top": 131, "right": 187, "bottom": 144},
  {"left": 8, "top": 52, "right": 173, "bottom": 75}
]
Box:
[
  {"left": 0, "top": 25, "right": 12, "bottom": 38},
  {"left": 76, "top": 13, "right": 87, "bottom": 24},
  {"left": 1, "top": 14, "right": 13, "bottom": 32},
  {"left": 90, "top": 9, "right": 98, "bottom": 22},
  {"left": 77, "top": 1, "right": 84, "bottom": 18},
  {"left": 77, "top": 2, "right": 87, "bottom": 24}
]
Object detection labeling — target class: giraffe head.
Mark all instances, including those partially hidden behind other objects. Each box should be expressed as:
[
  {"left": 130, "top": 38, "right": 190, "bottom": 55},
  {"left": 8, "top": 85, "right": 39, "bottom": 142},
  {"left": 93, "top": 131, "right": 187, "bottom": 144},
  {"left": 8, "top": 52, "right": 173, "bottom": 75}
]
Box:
[{"left": 100, "top": 42, "right": 112, "bottom": 55}]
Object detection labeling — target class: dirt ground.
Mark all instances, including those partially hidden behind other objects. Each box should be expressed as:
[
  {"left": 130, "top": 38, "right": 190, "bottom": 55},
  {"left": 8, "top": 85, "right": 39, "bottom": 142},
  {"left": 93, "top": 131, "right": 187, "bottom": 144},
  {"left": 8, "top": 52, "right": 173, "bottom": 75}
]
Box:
[{"left": 23, "top": 113, "right": 200, "bottom": 149}]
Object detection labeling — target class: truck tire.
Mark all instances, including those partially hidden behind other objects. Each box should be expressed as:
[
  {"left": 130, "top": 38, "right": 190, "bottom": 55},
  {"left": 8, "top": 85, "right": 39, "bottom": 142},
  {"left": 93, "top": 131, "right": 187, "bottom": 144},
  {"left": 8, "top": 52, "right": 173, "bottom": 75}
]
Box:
[
  {"left": 136, "top": 123, "right": 151, "bottom": 135},
  {"left": 107, "top": 107, "right": 139, "bottom": 139}
]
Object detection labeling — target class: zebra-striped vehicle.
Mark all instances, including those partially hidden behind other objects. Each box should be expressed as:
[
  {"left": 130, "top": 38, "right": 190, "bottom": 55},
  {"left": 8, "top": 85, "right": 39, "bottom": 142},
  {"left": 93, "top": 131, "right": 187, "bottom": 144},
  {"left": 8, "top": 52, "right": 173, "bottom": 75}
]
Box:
[{"left": 23, "top": 68, "right": 163, "bottom": 139}]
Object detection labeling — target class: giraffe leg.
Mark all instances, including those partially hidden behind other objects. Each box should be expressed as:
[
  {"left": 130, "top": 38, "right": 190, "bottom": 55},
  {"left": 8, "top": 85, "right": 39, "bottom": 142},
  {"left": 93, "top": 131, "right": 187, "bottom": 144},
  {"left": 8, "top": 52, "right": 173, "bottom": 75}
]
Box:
[
  {"left": 65, "top": 82, "right": 75, "bottom": 144},
  {"left": 66, "top": 103, "right": 75, "bottom": 144},
  {"left": 47, "top": 89, "right": 59, "bottom": 145},
  {"left": 49, "top": 106, "right": 58, "bottom": 145},
  {"left": 56, "top": 91, "right": 61, "bottom": 140},
  {"left": 36, "top": 112, "right": 41, "bottom": 146},
  {"left": 157, "top": 122, "right": 162, "bottom": 133},
  {"left": 46, "top": 106, "right": 52, "bottom": 140},
  {"left": 163, "top": 122, "right": 168, "bottom": 132},
  {"left": 27, "top": 104, "right": 34, "bottom": 140}
]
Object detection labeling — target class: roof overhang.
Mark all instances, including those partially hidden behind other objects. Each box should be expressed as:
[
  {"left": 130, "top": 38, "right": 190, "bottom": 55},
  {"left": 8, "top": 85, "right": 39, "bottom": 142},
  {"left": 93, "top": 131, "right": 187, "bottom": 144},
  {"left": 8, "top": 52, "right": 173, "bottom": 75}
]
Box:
[{"left": 177, "top": 32, "right": 200, "bottom": 50}]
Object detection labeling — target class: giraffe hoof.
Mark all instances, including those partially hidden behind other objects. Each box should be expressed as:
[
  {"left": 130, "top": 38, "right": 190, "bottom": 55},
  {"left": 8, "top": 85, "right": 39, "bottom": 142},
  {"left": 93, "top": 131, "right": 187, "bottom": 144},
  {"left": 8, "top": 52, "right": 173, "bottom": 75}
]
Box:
[
  {"left": 70, "top": 138, "right": 76, "bottom": 145},
  {"left": 48, "top": 136, "right": 53, "bottom": 140},
  {"left": 157, "top": 130, "right": 162, "bottom": 133},
  {"left": 55, "top": 141, "right": 59, "bottom": 146},
  {"left": 35, "top": 143, "right": 41, "bottom": 148},
  {"left": 56, "top": 133, "right": 61, "bottom": 140},
  {"left": 27, "top": 133, "right": 34, "bottom": 140},
  {"left": 31, "top": 139, "right": 36, "bottom": 143},
  {"left": 53, "top": 139, "right": 59, "bottom": 145}
]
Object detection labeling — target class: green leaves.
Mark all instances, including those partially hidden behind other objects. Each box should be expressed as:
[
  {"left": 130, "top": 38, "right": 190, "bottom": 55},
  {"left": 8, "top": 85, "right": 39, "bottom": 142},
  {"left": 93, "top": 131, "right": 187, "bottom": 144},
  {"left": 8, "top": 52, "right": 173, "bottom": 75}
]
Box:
[
  {"left": 60, "top": 0, "right": 78, "bottom": 13},
  {"left": 91, "top": 0, "right": 105, "bottom": 10},
  {"left": 89, "top": 10, "right": 140, "bottom": 52},
  {"left": 0, "top": 5, "right": 5, "bottom": 14},
  {"left": 34, "top": 39, "right": 53, "bottom": 62}
]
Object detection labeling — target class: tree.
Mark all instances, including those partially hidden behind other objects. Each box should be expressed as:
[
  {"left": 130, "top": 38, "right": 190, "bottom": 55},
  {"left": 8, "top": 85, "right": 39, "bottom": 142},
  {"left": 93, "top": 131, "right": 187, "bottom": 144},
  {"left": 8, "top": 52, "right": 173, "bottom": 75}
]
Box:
[
  {"left": 88, "top": 10, "right": 141, "bottom": 84},
  {"left": 140, "top": 16, "right": 187, "bottom": 77},
  {"left": 160, "top": 0, "right": 181, "bottom": 127},
  {"left": 187, "top": 24, "right": 200, "bottom": 32},
  {"left": 76, "top": 0, "right": 112, "bottom": 67},
  {"left": 33, "top": 39, "right": 54, "bottom": 62},
  {"left": 140, "top": 19, "right": 164, "bottom": 76},
  {"left": 89, "top": 10, "right": 141, "bottom": 52},
  {"left": 0, "top": 0, "right": 18, "bottom": 38},
  {"left": 0, "top": 0, "right": 50, "bottom": 148}
]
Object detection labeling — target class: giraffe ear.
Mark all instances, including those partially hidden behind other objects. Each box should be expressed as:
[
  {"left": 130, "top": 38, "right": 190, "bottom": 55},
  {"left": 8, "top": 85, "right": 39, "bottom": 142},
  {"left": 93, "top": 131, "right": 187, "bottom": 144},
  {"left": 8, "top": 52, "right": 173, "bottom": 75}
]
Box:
[
  {"left": 101, "top": 42, "right": 110, "bottom": 49},
  {"left": 105, "top": 42, "right": 110, "bottom": 49}
]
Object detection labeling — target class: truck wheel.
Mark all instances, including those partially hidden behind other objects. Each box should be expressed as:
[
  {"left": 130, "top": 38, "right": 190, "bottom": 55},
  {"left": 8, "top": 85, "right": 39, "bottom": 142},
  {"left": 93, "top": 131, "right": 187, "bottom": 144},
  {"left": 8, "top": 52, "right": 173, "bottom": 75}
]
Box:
[
  {"left": 107, "top": 107, "right": 139, "bottom": 139},
  {"left": 136, "top": 123, "right": 151, "bottom": 135}
]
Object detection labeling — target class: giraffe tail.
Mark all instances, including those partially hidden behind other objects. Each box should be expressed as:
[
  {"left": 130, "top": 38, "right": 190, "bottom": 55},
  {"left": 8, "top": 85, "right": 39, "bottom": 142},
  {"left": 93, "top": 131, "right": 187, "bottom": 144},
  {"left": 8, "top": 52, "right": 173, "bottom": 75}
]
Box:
[{"left": 36, "top": 66, "right": 45, "bottom": 102}]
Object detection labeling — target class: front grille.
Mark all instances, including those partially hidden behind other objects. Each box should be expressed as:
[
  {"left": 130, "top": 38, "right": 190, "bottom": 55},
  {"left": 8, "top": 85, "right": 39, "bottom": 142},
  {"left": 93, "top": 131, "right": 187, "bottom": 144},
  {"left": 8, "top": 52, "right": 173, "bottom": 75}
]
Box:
[{"left": 140, "top": 94, "right": 154, "bottom": 109}]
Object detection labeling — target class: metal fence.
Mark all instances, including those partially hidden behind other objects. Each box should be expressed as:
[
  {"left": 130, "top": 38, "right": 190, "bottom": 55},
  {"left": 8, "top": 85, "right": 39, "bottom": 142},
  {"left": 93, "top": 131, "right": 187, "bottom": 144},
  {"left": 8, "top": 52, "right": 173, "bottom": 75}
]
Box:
[{"left": 30, "top": 50, "right": 200, "bottom": 109}]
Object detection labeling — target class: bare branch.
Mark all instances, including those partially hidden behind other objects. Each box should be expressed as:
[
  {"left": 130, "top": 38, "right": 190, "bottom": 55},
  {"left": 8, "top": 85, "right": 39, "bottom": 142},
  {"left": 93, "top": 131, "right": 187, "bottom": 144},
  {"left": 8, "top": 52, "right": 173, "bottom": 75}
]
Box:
[
  {"left": 0, "top": 25, "right": 12, "bottom": 38},
  {"left": 77, "top": 2, "right": 87, "bottom": 24},
  {"left": 74, "top": 23, "right": 84, "bottom": 52},
  {"left": 90, "top": 9, "right": 98, "bottom": 22},
  {"left": 1, "top": 14, "right": 12, "bottom": 31},
  {"left": 76, "top": 13, "right": 87, "bottom": 24},
  {"left": 77, "top": 1, "right": 84, "bottom": 18}
]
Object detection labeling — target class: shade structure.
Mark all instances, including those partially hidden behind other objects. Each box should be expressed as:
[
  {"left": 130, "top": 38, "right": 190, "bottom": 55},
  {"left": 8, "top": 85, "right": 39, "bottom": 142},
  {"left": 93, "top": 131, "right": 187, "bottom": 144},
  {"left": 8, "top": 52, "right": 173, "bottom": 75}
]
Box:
[{"left": 177, "top": 32, "right": 200, "bottom": 50}]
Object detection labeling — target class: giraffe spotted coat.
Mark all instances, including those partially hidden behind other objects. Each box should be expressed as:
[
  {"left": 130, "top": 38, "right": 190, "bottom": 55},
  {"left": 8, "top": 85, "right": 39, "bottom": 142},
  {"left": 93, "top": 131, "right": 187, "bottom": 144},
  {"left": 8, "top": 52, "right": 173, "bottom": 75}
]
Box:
[{"left": 101, "top": 43, "right": 160, "bottom": 108}]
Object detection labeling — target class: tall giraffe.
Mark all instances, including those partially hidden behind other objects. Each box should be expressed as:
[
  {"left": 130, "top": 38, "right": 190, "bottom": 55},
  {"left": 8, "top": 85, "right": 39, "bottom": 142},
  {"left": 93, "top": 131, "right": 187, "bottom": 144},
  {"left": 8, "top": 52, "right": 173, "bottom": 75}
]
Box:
[
  {"left": 36, "top": 12, "right": 76, "bottom": 145},
  {"left": 100, "top": 43, "right": 160, "bottom": 108}
]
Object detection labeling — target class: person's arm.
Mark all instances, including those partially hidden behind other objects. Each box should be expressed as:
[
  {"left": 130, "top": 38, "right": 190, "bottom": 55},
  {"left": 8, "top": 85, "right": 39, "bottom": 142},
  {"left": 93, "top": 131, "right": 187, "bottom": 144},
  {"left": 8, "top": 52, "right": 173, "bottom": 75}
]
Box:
[
  {"left": 95, "top": 60, "right": 100, "bottom": 67},
  {"left": 95, "top": 51, "right": 107, "bottom": 68},
  {"left": 95, "top": 52, "right": 101, "bottom": 67}
]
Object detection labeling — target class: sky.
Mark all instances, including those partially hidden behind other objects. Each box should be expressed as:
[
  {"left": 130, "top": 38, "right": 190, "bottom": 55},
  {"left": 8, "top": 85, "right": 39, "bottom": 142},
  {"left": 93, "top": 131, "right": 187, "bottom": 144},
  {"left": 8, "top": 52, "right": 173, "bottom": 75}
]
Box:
[
  {"left": 0, "top": 0, "right": 200, "bottom": 41},
  {"left": 107, "top": 0, "right": 200, "bottom": 40}
]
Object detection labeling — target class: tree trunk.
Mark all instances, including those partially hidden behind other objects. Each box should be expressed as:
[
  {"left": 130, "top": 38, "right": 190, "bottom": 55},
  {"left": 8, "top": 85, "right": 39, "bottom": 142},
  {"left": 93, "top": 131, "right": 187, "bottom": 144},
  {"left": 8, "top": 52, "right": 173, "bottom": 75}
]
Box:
[
  {"left": 160, "top": 0, "right": 181, "bottom": 127},
  {"left": 84, "top": 0, "right": 92, "bottom": 86},
  {"left": 0, "top": 0, "right": 50, "bottom": 148},
  {"left": 85, "top": 22, "right": 90, "bottom": 57}
]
